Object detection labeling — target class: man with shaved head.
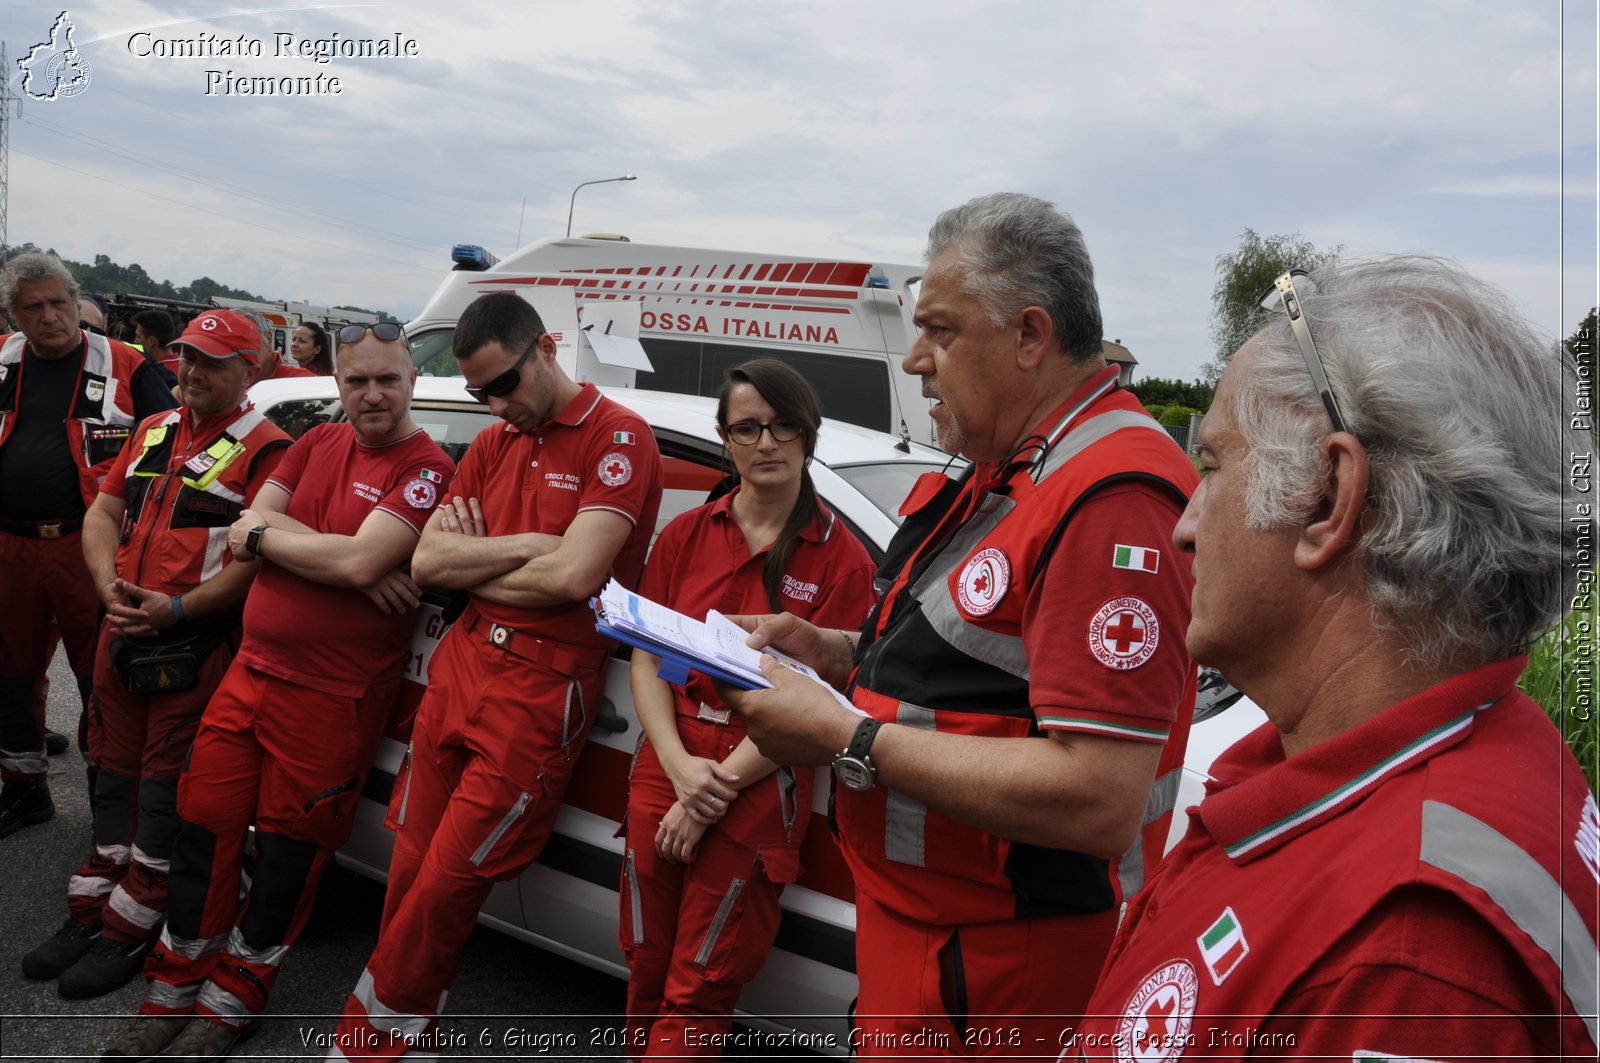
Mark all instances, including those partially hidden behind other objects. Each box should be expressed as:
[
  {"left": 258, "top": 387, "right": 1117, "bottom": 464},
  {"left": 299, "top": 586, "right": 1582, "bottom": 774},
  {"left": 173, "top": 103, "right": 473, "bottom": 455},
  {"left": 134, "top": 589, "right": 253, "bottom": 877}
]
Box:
[{"left": 102, "top": 322, "right": 456, "bottom": 1059}]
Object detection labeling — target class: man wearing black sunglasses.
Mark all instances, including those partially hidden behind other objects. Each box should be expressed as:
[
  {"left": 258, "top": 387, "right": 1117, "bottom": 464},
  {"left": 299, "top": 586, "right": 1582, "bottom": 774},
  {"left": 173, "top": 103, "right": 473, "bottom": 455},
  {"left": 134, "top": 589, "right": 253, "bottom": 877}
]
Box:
[{"left": 329, "top": 291, "right": 663, "bottom": 1054}]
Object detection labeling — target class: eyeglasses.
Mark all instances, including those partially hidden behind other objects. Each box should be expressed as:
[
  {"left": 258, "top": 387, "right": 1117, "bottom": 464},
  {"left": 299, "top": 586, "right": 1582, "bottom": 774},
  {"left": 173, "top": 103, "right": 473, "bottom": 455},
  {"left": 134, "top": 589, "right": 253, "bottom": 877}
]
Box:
[
  {"left": 79, "top": 321, "right": 105, "bottom": 336},
  {"left": 336, "top": 322, "right": 408, "bottom": 345},
  {"left": 465, "top": 334, "right": 540, "bottom": 404},
  {"left": 723, "top": 419, "right": 803, "bottom": 446},
  {"left": 1259, "top": 270, "right": 1349, "bottom": 434}
]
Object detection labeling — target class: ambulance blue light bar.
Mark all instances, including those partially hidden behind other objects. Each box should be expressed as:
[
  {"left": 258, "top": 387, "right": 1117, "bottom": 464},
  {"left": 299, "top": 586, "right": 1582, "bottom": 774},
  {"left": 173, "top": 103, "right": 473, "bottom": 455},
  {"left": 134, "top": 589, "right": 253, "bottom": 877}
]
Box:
[{"left": 451, "top": 244, "right": 498, "bottom": 272}]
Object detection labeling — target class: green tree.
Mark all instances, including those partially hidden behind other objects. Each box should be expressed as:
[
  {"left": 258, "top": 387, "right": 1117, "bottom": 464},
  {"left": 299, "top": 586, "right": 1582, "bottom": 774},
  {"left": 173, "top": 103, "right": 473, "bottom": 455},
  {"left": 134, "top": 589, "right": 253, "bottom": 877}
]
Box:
[
  {"left": 1126, "top": 375, "right": 1215, "bottom": 412},
  {"left": 1205, "top": 229, "right": 1342, "bottom": 383}
]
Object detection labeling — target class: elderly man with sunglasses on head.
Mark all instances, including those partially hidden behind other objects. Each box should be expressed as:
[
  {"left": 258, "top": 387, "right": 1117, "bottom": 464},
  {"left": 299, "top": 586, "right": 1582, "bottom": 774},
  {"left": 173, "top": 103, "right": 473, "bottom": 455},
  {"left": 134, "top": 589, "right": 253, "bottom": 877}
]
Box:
[
  {"left": 1072, "top": 256, "right": 1597, "bottom": 1060},
  {"left": 327, "top": 292, "right": 662, "bottom": 1060},
  {"left": 100, "top": 320, "right": 456, "bottom": 1060}
]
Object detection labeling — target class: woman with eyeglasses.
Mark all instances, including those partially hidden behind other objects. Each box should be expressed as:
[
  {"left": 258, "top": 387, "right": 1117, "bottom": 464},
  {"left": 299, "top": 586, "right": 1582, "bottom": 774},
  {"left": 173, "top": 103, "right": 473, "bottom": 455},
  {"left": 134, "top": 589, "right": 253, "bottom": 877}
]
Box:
[
  {"left": 289, "top": 322, "right": 333, "bottom": 375},
  {"left": 620, "top": 359, "right": 876, "bottom": 1059}
]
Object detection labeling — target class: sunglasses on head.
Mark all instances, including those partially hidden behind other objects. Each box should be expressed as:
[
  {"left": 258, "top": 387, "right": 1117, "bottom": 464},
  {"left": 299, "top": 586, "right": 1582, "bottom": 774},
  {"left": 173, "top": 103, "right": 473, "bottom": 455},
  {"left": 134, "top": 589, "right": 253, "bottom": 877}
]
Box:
[
  {"left": 336, "top": 322, "right": 408, "bottom": 345},
  {"left": 465, "top": 334, "right": 541, "bottom": 404}
]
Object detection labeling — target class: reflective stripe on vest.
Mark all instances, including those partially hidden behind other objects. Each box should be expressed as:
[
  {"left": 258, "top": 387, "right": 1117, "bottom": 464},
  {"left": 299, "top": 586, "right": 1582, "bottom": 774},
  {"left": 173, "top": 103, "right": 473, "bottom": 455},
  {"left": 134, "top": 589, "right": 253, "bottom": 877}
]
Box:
[
  {"left": 883, "top": 701, "right": 937, "bottom": 867},
  {"left": 1115, "top": 766, "right": 1183, "bottom": 901},
  {"left": 1420, "top": 799, "right": 1599, "bottom": 1042}
]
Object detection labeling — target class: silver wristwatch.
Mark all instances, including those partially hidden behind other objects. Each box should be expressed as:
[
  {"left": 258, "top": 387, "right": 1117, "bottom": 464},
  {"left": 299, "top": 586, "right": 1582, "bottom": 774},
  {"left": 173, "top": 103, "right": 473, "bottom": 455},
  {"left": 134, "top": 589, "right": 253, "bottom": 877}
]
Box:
[{"left": 832, "top": 718, "right": 883, "bottom": 792}]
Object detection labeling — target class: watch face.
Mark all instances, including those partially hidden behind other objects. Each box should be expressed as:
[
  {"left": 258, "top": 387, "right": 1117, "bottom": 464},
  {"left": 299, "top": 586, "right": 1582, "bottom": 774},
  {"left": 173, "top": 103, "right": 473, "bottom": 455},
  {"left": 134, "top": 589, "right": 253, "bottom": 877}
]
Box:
[{"left": 833, "top": 758, "right": 873, "bottom": 792}]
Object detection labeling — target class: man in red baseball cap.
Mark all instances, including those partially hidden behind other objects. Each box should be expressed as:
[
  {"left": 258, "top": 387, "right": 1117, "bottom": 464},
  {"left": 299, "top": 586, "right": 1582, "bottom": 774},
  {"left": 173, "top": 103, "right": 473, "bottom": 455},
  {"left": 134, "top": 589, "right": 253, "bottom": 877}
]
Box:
[{"left": 21, "top": 307, "right": 292, "bottom": 1000}]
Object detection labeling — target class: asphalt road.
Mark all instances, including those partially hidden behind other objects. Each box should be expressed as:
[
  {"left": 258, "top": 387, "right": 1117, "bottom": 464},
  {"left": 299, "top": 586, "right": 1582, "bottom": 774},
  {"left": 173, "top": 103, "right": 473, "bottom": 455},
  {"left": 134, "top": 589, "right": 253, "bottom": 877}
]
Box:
[{"left": 0, "top": 650, "right": 818, "bottom": 1062}]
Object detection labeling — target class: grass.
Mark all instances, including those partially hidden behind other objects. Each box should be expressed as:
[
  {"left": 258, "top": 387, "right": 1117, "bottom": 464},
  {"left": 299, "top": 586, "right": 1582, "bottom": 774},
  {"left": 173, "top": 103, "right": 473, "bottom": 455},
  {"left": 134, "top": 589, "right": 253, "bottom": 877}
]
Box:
[{"left": 1521, "top": 608, "right": 1599, "bottom": 795}]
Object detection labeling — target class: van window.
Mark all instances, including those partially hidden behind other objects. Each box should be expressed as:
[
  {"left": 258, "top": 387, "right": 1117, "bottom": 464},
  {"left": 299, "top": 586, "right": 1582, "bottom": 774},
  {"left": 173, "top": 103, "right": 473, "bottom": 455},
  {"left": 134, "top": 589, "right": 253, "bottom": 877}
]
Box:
[{"left": 637, "top": 338, "right": 891, "bottom": 433}]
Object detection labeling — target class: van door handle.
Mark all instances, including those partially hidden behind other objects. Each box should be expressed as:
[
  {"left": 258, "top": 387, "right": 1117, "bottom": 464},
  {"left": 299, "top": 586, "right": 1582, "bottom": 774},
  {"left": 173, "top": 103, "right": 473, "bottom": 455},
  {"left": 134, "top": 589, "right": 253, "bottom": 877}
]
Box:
[{"left": 592, "top": 696, "right": 629, "bottom": 734}]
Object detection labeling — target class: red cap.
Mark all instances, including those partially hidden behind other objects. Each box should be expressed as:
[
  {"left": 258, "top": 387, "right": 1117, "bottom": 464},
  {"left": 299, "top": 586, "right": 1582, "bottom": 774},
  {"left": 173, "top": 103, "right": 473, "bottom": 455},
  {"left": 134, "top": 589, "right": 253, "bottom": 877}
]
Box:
[{"left": 170, "top": 310, "right": 262, "bottom": 365}]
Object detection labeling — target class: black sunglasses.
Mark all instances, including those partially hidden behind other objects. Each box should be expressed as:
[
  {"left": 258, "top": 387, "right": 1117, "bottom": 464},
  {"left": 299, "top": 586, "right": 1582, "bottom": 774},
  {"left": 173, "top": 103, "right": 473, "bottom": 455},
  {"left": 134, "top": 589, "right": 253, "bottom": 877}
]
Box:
[
  {"left": 337, "top": 322, "right": 408, "bottom": 345},
  {"left": 79, "top": 321, "right": 105, "bottom": 337},
  {"left": 466, "top": 334, "right": 541, "bottom": 404}
]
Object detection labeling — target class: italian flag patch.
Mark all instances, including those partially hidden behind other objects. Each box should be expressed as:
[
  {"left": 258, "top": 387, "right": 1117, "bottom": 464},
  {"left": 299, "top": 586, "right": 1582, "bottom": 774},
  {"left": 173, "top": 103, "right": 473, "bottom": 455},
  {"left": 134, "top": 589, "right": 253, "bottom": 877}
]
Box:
[
  {"left": 418, "top": 468, "right": 444, "bottom": 483},
  {"left": 1197, "top": 907, "right": 1249, "bottom": 985},
  {"left": 1113, "top": 544, "right": 1160, "bottom": 573},
  {"left": 613, "top": 431, "right": 636, "bottom": 445}
]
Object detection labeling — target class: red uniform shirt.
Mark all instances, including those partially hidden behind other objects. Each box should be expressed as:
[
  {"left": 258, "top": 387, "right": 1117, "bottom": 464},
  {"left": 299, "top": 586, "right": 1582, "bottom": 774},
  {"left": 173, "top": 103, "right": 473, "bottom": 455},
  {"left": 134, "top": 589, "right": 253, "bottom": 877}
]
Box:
[
  {"left": 638, "top": 488, "right": 877, "bottom": 727},
  {"left": 457, "top": 382, "right": 662, "bottom": 649},
  {"left": 237, "top": 423, "right": 455, "bottom": 698},
  {"left": 1079, "top": 657, "right": 1598, "bottom": 1062},
  {"left": 268, "top": 361, "right": 315, "bottom": 380},
  {"left": 100, "top": 405, "right": 289, "bottom": 594}
]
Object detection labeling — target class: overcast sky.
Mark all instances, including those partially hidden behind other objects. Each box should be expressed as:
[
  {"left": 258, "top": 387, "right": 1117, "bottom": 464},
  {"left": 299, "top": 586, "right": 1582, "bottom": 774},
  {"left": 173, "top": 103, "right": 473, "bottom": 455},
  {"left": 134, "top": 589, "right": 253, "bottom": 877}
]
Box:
[{"left": 4, "top": 1, "right": 1595, "bottom": 382}]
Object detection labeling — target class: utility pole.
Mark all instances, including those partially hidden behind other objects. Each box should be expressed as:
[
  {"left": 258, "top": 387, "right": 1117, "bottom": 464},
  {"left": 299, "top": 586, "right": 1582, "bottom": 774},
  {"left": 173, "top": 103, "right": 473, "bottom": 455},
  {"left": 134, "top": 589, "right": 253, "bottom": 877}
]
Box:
[{"left": 0, "top": 44, "right": 16, "bottom": 263}]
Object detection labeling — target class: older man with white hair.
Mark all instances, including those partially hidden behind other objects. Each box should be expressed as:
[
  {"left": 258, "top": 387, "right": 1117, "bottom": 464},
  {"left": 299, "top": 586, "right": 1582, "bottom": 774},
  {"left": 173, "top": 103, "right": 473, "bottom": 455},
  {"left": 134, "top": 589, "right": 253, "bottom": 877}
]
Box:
[
  {"left": 0, "top": 253, "right": 175, "bottom": 837},
  {"left": 1076, "top": 255, "right": 1597, "bottom": 1060}
]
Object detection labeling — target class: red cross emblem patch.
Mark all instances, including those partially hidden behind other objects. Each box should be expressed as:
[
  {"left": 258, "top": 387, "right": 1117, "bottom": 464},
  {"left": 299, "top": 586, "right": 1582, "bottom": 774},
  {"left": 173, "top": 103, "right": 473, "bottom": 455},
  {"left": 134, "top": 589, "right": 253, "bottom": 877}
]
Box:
[
  {"left": 403, "top": 477, "right": 438, "bottom": 509},
  {"left": 955, "top": 547, "right": 1009, "bottom": 617},
  {"left": 1088, "top": 596, "right": 1160, "bottom": 671},
  {"left": 1116, "top": 959, "right": 1197, "bottom": 1062},
  {"left": 598, "top": 451, "right": 632, "bottom": 487}
]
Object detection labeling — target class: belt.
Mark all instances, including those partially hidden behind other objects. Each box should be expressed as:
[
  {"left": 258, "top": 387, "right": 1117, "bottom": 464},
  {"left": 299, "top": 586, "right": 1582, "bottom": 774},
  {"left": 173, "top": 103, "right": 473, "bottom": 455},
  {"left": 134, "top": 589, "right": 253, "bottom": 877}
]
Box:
[
  {"left": 0, "top": 515, "right": 84, "bottom": 540},
  {"left": 461, "top": 607, "right": 609, "bottom": 676}
]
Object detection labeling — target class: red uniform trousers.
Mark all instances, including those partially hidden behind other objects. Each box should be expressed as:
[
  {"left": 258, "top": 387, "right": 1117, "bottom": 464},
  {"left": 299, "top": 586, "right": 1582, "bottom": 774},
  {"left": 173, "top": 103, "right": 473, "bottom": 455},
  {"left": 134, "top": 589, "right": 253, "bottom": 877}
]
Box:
[
  {"left": 331, "top": 624, "right": 605, "bottom": 1061},
  {"left": 69, "top": 623, "right": 233, "bottom": 945},
  {"left": 0, "top": 530, "right": 100, "bottom": 782},
  {"left": 620, "top": 719, "right": 804, "bottom": 1059},
  {"left": 851, "top": 892, "right": 1117, "bottom": 1059},
  {"left": 140, "top": 663, "right": 395, "bottom": 1028}
]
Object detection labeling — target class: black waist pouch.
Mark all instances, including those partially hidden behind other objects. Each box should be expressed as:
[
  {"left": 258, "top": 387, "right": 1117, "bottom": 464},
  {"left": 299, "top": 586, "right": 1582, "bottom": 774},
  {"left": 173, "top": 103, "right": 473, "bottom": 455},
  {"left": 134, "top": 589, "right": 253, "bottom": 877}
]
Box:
[{"left": 111, "top": 622, "right": 232, "bottom": 694}]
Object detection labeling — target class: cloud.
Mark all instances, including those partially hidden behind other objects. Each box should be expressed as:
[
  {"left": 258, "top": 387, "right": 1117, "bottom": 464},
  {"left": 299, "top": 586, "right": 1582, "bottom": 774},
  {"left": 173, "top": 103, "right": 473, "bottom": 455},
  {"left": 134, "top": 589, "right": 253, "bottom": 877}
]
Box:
[{"left": 5, "top": 0, "right": 1592, "bottom": 380}]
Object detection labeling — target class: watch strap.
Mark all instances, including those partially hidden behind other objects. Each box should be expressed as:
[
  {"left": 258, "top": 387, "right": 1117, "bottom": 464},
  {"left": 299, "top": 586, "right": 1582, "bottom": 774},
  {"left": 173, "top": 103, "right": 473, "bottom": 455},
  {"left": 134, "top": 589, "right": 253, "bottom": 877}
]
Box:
[
  {"left": 844, "top": 717, "right": 883, "bottom": 761},
  {"left": 246, "top": 524, "right": 267, "bottom": 557}
]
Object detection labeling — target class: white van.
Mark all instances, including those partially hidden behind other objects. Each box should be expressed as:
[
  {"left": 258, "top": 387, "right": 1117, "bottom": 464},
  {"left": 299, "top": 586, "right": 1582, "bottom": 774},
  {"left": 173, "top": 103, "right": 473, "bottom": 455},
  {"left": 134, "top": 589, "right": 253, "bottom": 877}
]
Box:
[{"left": 405, "top": 237, "right": 934, "bottom": 447}]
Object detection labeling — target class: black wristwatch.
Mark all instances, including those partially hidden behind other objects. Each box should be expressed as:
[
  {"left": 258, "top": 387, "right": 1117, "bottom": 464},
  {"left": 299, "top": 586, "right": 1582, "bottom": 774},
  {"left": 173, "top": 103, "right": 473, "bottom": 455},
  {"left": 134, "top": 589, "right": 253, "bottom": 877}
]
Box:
[
  {"left": 832, "top": 718, "right": 883, "bottom": 792},
  {"left": 245, "top": 524, "right": 268, "bottom": 558}
]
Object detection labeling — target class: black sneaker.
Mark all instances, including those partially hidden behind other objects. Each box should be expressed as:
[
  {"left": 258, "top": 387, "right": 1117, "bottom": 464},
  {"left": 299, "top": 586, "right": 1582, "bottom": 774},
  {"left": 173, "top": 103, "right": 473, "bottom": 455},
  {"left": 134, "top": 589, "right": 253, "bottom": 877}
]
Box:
[
  {"left": 22, "top": 917, "right": 101, "bottom": 979},
  {"left": 99, "top": 1013, "right": 190, "bottom": 1059},
  {"left": 45, "top": 728, "right": 70, "bottom": 756},
  {"left": 58, "top": 934, "right": 155, "bottom": 999},
  {"left": 0, "top": 778, "right": 53, "bottom": 839}
]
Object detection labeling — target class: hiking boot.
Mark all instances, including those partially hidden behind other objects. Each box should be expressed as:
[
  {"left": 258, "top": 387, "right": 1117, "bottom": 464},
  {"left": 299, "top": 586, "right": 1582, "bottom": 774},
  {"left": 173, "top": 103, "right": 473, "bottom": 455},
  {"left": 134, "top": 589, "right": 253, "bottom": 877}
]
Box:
[
  {"left": 157, "top": 1015, "right": 259, "bottom": 1059},
  {"left": 99, "top": 1014, "right": 190, "bottom": 1060},
  {"left": 0, "top": 777, "right": 53, "bottom": 838},
  {"left": 45, "top": 728, "right": 70, "bottom": 755},
  {"left": 58, "top": 934, "right": 155, "bottom": 999},
  {"left": 22, "top": 917, "right": 101, "bottom": 979}
]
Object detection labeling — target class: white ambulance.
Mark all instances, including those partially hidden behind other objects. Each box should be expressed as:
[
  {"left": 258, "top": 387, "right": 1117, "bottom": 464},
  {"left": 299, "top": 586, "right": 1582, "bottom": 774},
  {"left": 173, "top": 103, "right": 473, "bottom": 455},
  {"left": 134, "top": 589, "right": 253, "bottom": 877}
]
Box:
[{"left": 405, "top": 237, "right": 934, "bottom": 447}]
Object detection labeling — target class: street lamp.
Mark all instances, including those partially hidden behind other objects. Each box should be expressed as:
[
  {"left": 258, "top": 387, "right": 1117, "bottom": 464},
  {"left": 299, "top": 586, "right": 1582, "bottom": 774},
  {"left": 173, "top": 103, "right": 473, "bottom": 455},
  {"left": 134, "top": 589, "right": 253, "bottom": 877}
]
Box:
[{"left": 566, "top": 174, "right": 637, "bottom": 237}]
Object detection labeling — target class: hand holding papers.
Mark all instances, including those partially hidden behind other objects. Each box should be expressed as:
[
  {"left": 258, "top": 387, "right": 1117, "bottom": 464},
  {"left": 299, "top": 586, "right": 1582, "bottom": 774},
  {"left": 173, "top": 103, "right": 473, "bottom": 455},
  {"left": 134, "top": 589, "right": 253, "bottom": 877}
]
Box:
[{"left": 592, "top": 579, "right": 857, "bottom": 712}]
